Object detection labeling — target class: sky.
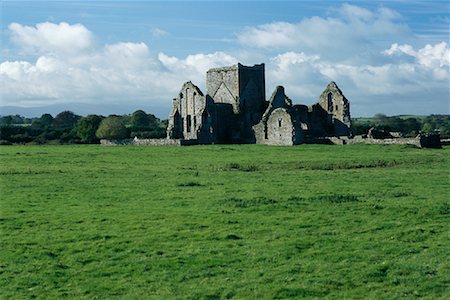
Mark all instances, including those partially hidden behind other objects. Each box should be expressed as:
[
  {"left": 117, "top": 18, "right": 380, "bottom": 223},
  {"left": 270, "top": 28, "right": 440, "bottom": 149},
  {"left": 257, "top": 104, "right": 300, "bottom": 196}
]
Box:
[{"left": 1, "top": 0, "right": 449, "bottom": 118}]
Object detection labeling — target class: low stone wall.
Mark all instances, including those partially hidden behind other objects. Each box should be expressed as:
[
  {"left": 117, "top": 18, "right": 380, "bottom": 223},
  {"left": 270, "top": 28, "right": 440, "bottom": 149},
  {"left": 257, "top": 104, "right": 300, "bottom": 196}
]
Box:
[
  {"left": 132, "top": 138, "right": 185, "bottom": 146},
  {"left": 100, "top": 139, "right": 133, "bottom": 146},
  {"left": 100, "top": 138, "right": 198, "bottom": 146},
  {"left": 441, "top": 139, "right": 450, "bottom": 146},
  {"left": 322, "top": 135, "right": 442, "bottom": 148},
  {"left": 347, "top": 136, "right": 422, "bottom": 147},
  {"left": 100, "top": 136, "right": 443, "bottom": 148}
]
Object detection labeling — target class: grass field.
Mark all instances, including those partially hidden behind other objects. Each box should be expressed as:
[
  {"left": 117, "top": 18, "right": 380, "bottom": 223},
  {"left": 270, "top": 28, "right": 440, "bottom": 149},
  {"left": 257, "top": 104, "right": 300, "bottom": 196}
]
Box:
[{"left": 1, "top": 144, "right": 449, "bottom": 299}]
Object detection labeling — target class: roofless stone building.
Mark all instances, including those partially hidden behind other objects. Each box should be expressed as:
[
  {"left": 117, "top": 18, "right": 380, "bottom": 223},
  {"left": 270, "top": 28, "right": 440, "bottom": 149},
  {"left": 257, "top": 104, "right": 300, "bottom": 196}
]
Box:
[{"left": 166, "top": 63, "right": 351, "bottom": 145}]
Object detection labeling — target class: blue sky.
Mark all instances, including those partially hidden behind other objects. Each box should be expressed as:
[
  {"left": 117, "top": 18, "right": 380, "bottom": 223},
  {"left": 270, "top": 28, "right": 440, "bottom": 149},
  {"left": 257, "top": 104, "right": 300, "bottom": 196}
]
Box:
[{"left": 1, "top": 0, "right": 449, "bottom": 117}]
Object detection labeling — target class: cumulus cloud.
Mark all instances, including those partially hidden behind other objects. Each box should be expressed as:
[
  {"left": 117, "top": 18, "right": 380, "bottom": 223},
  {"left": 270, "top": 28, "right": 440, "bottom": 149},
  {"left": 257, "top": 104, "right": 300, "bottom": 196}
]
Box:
[
  {"left": 158, "top": 51, "right": 238, "bottom": 83},
  {"left": 1, "top": 41, "right": 165, "bottom": 107},
  {"left": 151, "top": 28, "right": 169, "bottom": 38},
  {"left": 265, "top": 52, "right": 325, "bottom": 99},
  {"left": 384, "top": 42, "right": 449, "bottom": 67},
  {"left": 237, "top": 4, "right": 411, "bottom": 62},
  {"left": 384, "top": 42, "right": 449, "bottom": 79},
  {"left": 235, "top": 4, "right": 448, "bottom": 114},
  {"left": 261, "top": 41, "right": 448, "bottom": 114},
  {"left": 9, "top": 22, "right": 94, "bottom": 55},
  {"left": 1, "top": 3, "right": 449, "bottom": 117},
  {"left": 0, "top": 22, "right": 239, "bottom": 110}
]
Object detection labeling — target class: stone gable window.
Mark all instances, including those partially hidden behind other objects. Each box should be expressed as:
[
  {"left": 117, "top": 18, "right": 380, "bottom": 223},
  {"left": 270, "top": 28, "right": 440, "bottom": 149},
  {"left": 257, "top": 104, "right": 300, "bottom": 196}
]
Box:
[{"left": 327, "top": 92, "right": 333, "bottom": 112}]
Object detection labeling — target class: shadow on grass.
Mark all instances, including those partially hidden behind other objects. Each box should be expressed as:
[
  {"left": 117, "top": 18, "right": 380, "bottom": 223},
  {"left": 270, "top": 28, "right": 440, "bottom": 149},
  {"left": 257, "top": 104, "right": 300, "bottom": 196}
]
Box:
[
  {"left": 288, "top": 194, "right": 359, "bottom": 204},
  {"left": 221, "top": 196, "right": 278, "bottom": 208},
  {"left": 176, "top": 181, "right": 203, "bottom": 187},
  {"left": 274, "top": 287, "right": 327, "bottom": 298},
  {"left": 216, "top": 163, "right": 259, "bottom": 172},
  {"left": 221, "top": 194, "right": 359, "bottom": 208}
]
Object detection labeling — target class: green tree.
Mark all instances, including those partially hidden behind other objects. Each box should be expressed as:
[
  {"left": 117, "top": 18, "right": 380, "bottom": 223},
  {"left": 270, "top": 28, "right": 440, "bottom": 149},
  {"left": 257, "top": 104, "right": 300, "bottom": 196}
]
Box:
[
  {"left": 0, "top": 116, "right": 13, "bottom": 125},
  {"left": 402, "top": 118, "right": 421, "bottom": 136},
  {"left": 130, "top": 110, "right": 159, "bottom": 127},
  {"left": 421, "top": 122, "right": 433, "bottom": 133},
  {"left": 32, "top": 113, "right": 54, "bottom": 129},
  {"left": 96, "top": 116, "right": 128, "bottom": 140},
  {"left": 53, "top": 111, "right": 80, "bottom": 129},
  {"left": 373, "top": 113, "right": 387, "bottom": 121},
  {"left": 130, "top": 110, "right": 149, "bottom": 127},
  {"left": 75, "top": 115, "right": 102, "bottom": 143},
  {"left": 40, "top": 114, "right": 54, "bottom": 128},
  {"left": 11, "top": 115, "right": 25, "bottom": 124}
]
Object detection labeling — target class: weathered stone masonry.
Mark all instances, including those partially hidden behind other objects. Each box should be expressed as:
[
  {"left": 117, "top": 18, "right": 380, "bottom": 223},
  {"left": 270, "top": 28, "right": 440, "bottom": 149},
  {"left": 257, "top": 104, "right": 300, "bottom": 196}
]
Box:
[
  {"left": 99, "top": 62, "right": 440, "bottom": 148},
  {"left": 167, "top": 63, "right": 352, "bottom": 145}
]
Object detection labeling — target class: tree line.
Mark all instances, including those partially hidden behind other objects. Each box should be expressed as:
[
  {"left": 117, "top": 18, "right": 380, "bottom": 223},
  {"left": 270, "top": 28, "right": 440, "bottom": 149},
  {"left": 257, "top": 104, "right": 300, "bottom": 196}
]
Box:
[
  {"left": 1, "top": 112, "right": 448, "bottom": 145},
  {"left": 351, "top": 114, "right": 449, "bottom": 138},
  {"left": 0, "top": 110, "right": 167, "bottom": 145}
]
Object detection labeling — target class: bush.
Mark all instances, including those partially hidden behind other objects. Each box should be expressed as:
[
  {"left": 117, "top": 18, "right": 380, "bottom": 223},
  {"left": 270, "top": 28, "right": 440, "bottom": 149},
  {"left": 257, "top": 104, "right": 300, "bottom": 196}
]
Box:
[
  {"left": 53, "top": 111, "right": 80, "bottom": 130},
  {"left": 75, "top": 115, "right": 102, "bottom": 143},
  {"left": 96, "top": 116, "right": 128, "bottom": 140}
]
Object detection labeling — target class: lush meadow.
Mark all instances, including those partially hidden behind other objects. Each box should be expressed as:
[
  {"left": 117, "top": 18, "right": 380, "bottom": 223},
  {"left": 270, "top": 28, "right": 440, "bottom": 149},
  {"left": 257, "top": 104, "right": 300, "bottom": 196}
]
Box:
[{"left": 1, "top": 144, "right": 449, "bottom": 299}]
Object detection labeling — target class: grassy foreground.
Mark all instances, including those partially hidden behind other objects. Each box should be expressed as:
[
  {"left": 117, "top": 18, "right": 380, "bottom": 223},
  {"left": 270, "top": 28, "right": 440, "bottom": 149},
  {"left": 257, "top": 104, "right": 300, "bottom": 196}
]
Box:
[{"left": 1, "top": 144, "right": 449, "bottom": 299}]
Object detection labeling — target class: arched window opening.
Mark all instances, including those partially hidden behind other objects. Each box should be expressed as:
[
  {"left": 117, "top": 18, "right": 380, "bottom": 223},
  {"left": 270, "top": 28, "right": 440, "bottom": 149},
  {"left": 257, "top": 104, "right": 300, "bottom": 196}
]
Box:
[
  {"left": 186, "top": 115, "right": 192, "bottom": 132},
  {"left": 327, "top": 93, "right": 333, "bottom": 112}
]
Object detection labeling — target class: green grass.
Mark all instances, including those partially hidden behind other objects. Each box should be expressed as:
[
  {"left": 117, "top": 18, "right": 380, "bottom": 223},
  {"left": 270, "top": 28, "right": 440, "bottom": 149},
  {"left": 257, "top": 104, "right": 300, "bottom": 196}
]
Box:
[{"left": 1, "top": 144, "right": 449, "bottom": 299}]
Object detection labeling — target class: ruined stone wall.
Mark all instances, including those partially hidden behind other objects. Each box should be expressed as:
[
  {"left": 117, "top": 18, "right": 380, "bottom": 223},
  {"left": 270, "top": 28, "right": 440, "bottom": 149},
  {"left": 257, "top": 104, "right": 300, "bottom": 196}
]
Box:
[
  {"left": 166, "top": 63, "right": 354, "bottom": 145},
  {"left": 347, "top": 136, "right": 421, "bottom": 147},
  {"left": 238, "top": 63, "right": 266, "bottom": 113},
  {"left": 206, "top": 65, "right": 239, "bottom": 113},
  {"left": 100, "top": 138, "right": 198, "bottom": 146},
  {"left": 264, "top": 108, "right": 296, "bottom": 145},
  {"left": 325, "top": 135, "right": 442, "bottom": 148},
  {"left": 237, "top": 64, "right": 266, "bottom": 142},
  {"left": 318, "top": 81, "right": 351, "bottom": 136},
  {"left": 306, "top": 104, "right": 331, "bottom": 137},
  {"left": 166, "top": 82, "right": 208, "bottom": 140},
  {"left": 254, "top": 86, "right": 306, "bottom": 145},
  {"left": 205, "top": 64, "right": 267, "bottom": 143}
]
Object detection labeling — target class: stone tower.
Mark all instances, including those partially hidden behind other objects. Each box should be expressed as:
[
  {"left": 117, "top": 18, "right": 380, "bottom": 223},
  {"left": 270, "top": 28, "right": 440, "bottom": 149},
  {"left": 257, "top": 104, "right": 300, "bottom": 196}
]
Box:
[{"left": 206, "top": 63, "right": 266, "bottom": 142}]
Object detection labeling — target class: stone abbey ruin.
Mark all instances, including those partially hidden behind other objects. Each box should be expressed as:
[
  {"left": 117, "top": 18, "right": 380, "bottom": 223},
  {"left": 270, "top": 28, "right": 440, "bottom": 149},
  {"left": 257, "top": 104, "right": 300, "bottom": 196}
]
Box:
[
  {"left": 166, "top": 63, "right": 351, "bottom": 145},
  {"left": 101, "top": 62, "right": 441, "bottom": 148}
]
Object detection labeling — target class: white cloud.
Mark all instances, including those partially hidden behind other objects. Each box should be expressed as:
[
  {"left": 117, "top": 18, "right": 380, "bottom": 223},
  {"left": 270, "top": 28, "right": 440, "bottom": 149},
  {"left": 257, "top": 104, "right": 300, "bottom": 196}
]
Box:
[
  {"left": 1, "top": 22, "right": 239, "bottom": 110},
  {"left": 151, "top": 28, "right": 169, "bottom": 38},
  {"left": 384, "top": 43, "right": 416, "bottom": 57},
  {"left": 238, "top": 22, "right": 298, "bottom": 48},
  {"left": 384, "top": 42, "right": 450, "bottom": 68},
  {"left": 261, "top": 41, "right": 448, "bottom": 113},
  {"left": 339, "top": 3, "right": 374, "bottom": 22},
  {"left": 384, "top": 42, "right": 449, "bottom": 79},
  {"left": 237, "top": 4, "right": 412, "bottom": 63},
  {"left": 265, "top": 52, "right": 325, "bottom": 99},
  {"left": 9, "top": 22, "right": 94, "bottom": 55},
  {"left": 2, "top": 22, "right": 169, "bottom": 107},
  {"left": 270, "top": 52, "right": 320, "bottom": 70},
  {"left": 234, "top": 4, "right": 448, "bottom": 115},
  {"left": 158, "top": 51, "right": 239, "bottom": 89},
  {"left": 1, "top": 2, "right": 449, "bottom": 117}
]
